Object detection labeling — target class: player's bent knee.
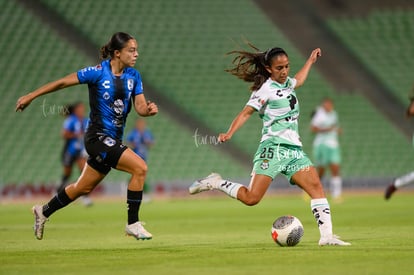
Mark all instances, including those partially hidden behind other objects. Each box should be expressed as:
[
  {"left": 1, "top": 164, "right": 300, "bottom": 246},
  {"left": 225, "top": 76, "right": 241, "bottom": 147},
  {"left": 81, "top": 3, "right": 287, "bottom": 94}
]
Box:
[{"left": 131, "top": 162, "right": 148, "bottom": 176}]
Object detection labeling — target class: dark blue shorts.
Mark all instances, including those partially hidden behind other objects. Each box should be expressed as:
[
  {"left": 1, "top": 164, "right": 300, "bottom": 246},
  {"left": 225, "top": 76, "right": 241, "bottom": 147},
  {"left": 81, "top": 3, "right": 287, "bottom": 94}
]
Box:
[{"left": 84, "top": 131, "right": 128, "bottom": 174}]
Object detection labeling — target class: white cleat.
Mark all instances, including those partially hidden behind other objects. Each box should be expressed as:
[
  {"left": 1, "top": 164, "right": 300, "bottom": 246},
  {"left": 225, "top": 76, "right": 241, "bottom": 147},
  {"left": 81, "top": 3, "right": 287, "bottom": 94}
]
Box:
[
  {"left": 189, "top": 173, "right": 223, "bottom": 194},
  {"left": 32, "top": 205, "right": 48, "bottom": 240},
  {"left": 319, "top": 235, "right": 351, "bottom": 246},
  {"left": 125, "top": 221, "right": 153, "bottom": 240}
]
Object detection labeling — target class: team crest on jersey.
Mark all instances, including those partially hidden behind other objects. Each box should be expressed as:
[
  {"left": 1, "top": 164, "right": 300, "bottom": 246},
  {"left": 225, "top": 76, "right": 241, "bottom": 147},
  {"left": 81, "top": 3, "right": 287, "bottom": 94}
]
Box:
[
  {"left": 260, "top": 159, "right": 270, "bottom": 170},
  {"left": 127, "top": 79, "right": 134, "bottom": 91}
]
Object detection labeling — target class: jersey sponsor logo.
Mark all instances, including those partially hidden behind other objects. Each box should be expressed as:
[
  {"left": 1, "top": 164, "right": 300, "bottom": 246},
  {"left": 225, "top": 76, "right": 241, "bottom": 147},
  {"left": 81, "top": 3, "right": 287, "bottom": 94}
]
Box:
[
  {"left": 102, "top": 80, "right": 110, "bottom": 89},
  {"left": 103, "top": 92, "right": 110, "bottom": 100},
  {"left": 111, "top": 99, "right": 125, "bottom": 128},
  {"left": 127, "top": 79, "right": 134, "bottom": 91},
  {"left": 112, "top": 119, "right": 123, "bottom": 127},
  {"left": 287, "top": 94, "right": 297, "bottom": 110},
  {"left": 81, "top": 65, "right": 102, "bottom": 74},
  {"left": 274, "top": 88, "right": 292, "bottom": 98},
  {"left": 276, "top": 90, "right": 283, "bottom": 97},
  {"left": 113, "top": 99, "right": 124, "bottom": 115}
]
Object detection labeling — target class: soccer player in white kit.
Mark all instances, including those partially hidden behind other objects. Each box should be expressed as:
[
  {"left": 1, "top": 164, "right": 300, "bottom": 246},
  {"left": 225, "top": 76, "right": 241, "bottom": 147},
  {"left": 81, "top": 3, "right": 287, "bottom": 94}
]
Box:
[
  {"left": 189, "top": 45, "right": 350, "bottom": 246},
  {"left": 385, "top": 85, "right": 414, "bottom": 199},
  {"left": 311, "top": 98, "right": 343, "bottom": 200}
]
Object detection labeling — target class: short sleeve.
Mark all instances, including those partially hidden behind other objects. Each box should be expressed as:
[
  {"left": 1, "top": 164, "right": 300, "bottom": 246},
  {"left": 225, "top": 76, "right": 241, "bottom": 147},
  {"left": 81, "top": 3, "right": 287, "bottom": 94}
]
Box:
[
  {"left": 311, "top": 109, "right": 323, "bottom": 127},
  {"left": 289, "top": 78, "right": 297, "bottom": 89},
  {"left": 77, "top": 64, "right": 102, "bottom": 84},
  {"left": 134, "top": 72, "right": 144, "bottom": 96},
  {"left": 246, "top": 87, "right": 269, "bottom": 111},
  {"left": 126, "top": 130, "right": 134, "bottom": 142},
  {"left": 63, "top": 118, "right": 74, "bottom": 132}
]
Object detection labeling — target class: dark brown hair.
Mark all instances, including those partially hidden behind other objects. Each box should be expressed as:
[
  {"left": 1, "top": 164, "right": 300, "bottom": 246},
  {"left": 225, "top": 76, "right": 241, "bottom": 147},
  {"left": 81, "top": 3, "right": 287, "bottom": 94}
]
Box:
[
  {"left": 225, "top": 43, "right": 288, "bottom": 91},
  {"left": 100, "top": 32, "right": 134, "bottom": 59}
]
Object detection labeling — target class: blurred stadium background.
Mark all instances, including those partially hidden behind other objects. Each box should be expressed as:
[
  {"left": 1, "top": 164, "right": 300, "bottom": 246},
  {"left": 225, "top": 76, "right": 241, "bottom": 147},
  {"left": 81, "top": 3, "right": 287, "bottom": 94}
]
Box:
[{"left": 1, "top": 0, "right": 413, "bottom": 198}]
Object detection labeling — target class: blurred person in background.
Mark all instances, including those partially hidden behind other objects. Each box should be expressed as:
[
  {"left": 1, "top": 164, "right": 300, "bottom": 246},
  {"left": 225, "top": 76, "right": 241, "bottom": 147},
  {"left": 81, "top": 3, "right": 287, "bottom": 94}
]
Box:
[
  {"left": 126, "top": 119, "right": 154, "bottom": 195},
  {"left": 311, "top": 98, "right": 343, "bottom": 201},
  {"left": 58, "top": 101, "right": 92, "bottom": 206},
  {"left": 385, "top": 85, "right": 414, "bottom": 200}
]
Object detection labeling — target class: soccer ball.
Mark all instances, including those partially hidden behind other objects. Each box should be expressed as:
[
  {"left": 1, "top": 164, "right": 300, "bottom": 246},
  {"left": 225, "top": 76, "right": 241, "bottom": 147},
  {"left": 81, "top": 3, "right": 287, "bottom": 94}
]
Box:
[{"left": 271, "top": 215, "right": 304, "bottom": 247}]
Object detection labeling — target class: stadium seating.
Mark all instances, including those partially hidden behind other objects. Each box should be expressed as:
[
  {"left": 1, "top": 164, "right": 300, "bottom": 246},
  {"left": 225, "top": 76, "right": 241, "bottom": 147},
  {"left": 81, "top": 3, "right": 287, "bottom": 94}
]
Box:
[
  {"left": 0, "top": 0, "right": 249, "bottom": 186},
  {"left": 1, "top": 0, "right": 414, "bottom": 187},
  {"left": 328, "top": 10, "right": 414, "bottom": 104},
  {"left": 0, "top": 0, "right": 90, "bottom": 184}
]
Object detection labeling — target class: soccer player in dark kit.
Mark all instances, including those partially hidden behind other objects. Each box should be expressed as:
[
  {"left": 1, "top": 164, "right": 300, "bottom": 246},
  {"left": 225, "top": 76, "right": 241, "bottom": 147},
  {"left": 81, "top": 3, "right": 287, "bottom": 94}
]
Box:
[{"left": 16, "top": 32, "right": 158, "bottom": 240}]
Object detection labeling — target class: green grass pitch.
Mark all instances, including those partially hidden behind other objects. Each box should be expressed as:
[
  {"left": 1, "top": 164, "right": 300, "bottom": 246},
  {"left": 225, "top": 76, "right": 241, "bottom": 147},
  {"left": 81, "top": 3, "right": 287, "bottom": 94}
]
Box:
[{"left": 1, "top": 192, "right": 413, "bottom": 275}]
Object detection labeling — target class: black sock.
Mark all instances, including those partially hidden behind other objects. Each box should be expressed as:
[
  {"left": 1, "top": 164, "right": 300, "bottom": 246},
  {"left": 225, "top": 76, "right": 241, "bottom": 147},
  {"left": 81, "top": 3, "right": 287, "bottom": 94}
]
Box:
[
  {"left": 57, "top": 175, "right": 70, "bottom": 192},
  {"left": 42, "top": 189, "right": 73, "bottom": 218},
  {"left": 127, "top": 190, "right": 143, "bottom": 225}
]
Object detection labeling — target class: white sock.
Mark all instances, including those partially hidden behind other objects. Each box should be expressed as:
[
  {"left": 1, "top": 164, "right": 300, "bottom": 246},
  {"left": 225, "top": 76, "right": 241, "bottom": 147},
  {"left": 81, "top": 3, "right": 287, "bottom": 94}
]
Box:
[
  {"left": 330, "top": 176, "right": 342, "bottom": 199},
  {"left": 395, "top": 171, "right": 414, "bottom": 188},
  {"left": 311, "top": 198, "right": 333, "bottom": 239},
  {"left": 215, "top": 180, "right": 243, "bottom": 199}
]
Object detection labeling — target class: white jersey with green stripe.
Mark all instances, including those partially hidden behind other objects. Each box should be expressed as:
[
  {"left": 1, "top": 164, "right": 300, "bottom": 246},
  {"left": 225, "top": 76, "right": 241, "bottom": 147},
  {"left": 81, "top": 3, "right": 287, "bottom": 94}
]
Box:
[
  {"left": 246, "top": 77, "right": 302, "bottom": 146},
  {"left": 311, "top": 107, "right": 339, "bottom": 148}
]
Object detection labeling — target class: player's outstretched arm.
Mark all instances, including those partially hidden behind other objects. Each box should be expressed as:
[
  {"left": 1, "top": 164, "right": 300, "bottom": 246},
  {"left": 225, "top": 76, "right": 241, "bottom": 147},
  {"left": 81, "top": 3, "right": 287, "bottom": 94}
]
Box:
[
  {"left": 219, "top": 106, "right": 255, "bottom": 142},
  {"left": 134, "top": 94, "right": 158, "bottom": 117},
  {"left": 16, "top": 73, "right": 80, "bottom": 112},
  {"left": 294, "top": 48, "right": 321, "bottom": 89}
]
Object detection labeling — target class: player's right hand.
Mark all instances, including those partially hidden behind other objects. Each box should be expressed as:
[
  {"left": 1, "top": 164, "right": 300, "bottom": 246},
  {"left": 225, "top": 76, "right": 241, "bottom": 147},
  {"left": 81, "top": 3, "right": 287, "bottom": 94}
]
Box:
[
  {"left": 218, "top": 133, "right": 232, "bottom": 143},
  {"left": 15, "top": 94, "right": 33, "bottom": 112}
]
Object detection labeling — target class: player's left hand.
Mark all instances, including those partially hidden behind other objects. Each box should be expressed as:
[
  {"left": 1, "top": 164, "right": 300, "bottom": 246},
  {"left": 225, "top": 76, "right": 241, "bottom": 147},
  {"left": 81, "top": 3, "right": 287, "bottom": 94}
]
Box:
[
  {"left": 147, "top": 101, "right": 158, "bottom": 116},
  {"left": 308, "top": 48, "right": 322, "bottom": 64}
]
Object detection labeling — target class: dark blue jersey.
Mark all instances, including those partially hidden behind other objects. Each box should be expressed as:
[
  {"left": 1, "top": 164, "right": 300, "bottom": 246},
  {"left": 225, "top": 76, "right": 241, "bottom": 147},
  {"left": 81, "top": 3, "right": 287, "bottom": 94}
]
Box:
[
  {"left": 77, "top": 60, "right": 143, "bottom": 140},
  {"left": 126, "top": 128, "right": 154, "bottom": 161},
  {"left": 62, "top": 115, "right": 87, "bottom": 156}
]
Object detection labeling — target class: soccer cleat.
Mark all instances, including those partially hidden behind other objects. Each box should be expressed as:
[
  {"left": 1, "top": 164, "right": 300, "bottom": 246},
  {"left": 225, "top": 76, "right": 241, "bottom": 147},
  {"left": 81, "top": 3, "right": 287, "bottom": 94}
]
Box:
[
  {"left": 319, "top": 235, "right": 351, "bottom": 246},
  {"left": 32, "top": 205, "right": 48, "bottom": 240},
  {"left": 189, "top": 173, "right": 223, "bottom": 194},
  {"left": 384, "top": 184, "right": 397, "bottom": 200},
  {"left": 125, "top": 221, "right": 153, "bottom": 240}
]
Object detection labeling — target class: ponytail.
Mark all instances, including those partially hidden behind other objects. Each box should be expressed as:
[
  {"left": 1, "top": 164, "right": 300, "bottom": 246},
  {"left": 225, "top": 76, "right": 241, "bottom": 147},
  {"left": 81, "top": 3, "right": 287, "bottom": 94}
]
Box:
[
  {"left": 100, "top": 44, "right": 111, "bottom": 59},
  {"left": 225, "top": 43, "right": 288, "bottom": 91}
]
